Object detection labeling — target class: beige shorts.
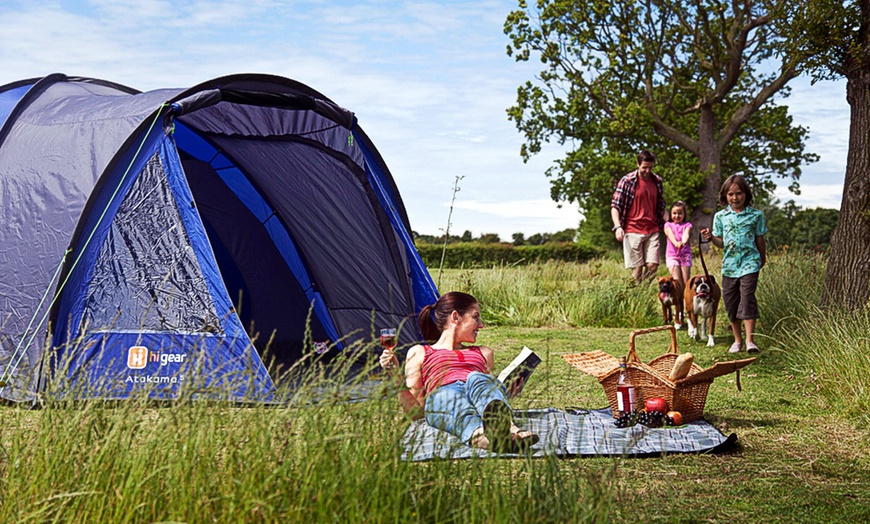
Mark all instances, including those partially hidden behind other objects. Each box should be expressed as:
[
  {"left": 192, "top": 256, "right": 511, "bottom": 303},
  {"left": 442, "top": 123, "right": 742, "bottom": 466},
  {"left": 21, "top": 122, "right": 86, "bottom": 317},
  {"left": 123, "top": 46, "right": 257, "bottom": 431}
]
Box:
[{"left": 623, "top": 232, "right": 660, "bottom": 269}]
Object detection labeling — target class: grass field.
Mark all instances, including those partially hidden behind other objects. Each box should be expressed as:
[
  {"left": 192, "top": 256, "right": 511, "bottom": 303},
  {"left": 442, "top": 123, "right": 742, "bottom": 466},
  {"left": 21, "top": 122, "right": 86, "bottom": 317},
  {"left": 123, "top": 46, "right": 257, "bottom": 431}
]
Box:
[{"left": 2, "top": 249, "right": 869, "bottom": 522}]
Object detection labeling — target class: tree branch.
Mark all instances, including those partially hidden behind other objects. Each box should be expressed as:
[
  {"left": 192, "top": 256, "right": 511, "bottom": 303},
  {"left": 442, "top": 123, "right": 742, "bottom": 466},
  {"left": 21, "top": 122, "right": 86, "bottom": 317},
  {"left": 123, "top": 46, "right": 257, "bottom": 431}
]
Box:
[
  {"left": 718, "top": 65, "right": 798, "bottom": 148},
  {"left": 710, "top": 4, "right": 770, "bottom": 104}
]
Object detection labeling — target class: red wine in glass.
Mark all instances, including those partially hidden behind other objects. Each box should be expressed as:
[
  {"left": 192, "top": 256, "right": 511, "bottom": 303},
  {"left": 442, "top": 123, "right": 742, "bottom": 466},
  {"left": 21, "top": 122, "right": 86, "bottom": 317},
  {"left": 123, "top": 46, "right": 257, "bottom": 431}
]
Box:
[{"left": 380, "top": 328, "right": 397, "bottom": 351}]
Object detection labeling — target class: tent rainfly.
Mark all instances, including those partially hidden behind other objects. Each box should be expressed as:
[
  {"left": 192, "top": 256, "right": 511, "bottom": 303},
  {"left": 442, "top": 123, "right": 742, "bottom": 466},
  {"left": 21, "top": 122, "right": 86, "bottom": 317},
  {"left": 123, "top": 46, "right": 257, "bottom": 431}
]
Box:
[{"left": 0, "top": 73, "right": 438, "bottom": 403}]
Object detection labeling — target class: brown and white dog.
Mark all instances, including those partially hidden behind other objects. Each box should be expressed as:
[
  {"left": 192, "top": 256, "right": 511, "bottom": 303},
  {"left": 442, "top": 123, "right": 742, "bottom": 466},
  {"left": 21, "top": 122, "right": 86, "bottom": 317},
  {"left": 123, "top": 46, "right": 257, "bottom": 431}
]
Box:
[
  {"left": 657, "top": 276, "right": 684, "bottom": 329},
  {"left": 684, "top": 274, "right": 721, "bottom": 346}
]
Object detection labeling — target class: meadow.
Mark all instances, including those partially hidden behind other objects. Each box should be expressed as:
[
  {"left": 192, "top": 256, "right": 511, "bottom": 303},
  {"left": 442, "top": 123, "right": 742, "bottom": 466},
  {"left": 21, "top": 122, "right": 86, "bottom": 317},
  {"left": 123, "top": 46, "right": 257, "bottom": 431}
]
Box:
[{"left": 1, "top": 249, "right": 869, "bottom": 522}]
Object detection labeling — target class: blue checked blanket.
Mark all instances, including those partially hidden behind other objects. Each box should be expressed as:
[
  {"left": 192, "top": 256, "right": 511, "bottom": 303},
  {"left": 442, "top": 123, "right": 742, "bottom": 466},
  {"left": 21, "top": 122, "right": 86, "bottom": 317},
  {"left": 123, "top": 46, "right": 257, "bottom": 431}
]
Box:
[{"left": 401, "top": 407, "right": 736, "bottom": 461}]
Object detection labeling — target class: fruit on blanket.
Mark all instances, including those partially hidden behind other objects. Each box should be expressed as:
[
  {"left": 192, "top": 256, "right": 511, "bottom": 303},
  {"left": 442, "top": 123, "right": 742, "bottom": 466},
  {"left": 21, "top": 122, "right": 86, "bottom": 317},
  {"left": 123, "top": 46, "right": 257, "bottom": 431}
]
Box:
[
  {"left": 644, "top": 397, "right": 668, "bottom": 414},
  {"left": 614, "top": 410, "right": 639, "bottom": 428},
  {"left": 666, "top": 411, "right": 683, "bottom": 426},
  {"left": 637, "top": 410, "right": 665, "bottom": 428}
]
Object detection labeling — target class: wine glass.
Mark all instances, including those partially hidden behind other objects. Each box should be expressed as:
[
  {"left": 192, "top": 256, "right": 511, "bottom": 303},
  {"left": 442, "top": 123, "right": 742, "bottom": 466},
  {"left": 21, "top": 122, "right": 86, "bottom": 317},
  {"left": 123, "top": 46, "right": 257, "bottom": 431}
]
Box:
[
  {"left": 379, "top": 328, "right": 398, "bottom": 371},
  {"left": 379, "top": 328, "right": 397, "bottom": 352}
]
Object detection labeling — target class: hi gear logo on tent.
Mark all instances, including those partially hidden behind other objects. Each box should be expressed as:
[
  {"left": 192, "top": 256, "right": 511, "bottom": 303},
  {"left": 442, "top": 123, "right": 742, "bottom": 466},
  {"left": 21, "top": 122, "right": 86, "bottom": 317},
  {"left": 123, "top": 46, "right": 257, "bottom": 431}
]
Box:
[
  {"left": 127, "top": 346, "right": 188, "bottom": 369},
  {"left": 128, "top": 346, "right": 148, "bottom": 369}
]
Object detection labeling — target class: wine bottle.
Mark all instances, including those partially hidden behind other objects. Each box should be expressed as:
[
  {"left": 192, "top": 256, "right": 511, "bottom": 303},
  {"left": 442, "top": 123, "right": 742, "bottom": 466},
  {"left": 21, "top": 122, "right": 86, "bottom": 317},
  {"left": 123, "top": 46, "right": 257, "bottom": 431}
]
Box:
[{"left": 616, "top": 356, "right": 636, "bottom": 416}]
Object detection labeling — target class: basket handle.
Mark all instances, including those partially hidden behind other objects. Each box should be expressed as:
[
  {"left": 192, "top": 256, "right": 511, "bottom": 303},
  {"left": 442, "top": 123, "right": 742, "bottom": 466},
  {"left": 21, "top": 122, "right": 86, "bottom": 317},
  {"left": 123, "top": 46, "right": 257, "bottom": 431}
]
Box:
[{"left": 627, "top": 325, "right": 678, "bottom": 361}]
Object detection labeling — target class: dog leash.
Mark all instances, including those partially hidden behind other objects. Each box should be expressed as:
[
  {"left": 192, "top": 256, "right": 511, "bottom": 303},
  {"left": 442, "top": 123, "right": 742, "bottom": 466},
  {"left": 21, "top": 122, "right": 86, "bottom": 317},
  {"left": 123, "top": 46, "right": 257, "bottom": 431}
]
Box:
[{"left": 697, "top": 234, "right": 711, "bottom": 280}]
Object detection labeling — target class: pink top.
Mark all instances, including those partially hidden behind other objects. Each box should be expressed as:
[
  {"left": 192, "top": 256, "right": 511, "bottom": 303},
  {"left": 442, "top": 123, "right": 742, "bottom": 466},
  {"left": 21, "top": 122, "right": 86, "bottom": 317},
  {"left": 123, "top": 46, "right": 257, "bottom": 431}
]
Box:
[
  {"left": 420, "top": 345, "right": 488, "bottom": 396},
  {"left": 665, "top": 221, "right": 693, "bottom": 259}
]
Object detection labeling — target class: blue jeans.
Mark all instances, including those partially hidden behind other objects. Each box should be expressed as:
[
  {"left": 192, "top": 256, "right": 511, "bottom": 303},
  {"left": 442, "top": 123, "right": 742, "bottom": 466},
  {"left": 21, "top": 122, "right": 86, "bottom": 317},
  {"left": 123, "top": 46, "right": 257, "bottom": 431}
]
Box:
[{"left": 424, "top": 372, "right": 511, "bottom": 444}]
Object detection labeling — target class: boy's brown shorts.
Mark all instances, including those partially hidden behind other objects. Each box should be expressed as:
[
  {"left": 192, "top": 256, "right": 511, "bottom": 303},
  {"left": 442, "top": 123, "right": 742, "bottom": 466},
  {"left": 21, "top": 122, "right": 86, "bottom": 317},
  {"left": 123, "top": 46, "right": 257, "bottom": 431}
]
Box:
[{"left": 722, "top": 272, "right": 760, "bottom": 321}]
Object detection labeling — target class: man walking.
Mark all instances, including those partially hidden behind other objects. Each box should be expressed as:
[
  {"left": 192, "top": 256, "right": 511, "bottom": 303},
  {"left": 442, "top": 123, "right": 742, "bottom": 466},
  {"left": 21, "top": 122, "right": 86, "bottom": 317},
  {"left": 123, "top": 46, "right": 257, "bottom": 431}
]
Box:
[{"left": 611, "top": 150, "right": 666, "bottom": 283}]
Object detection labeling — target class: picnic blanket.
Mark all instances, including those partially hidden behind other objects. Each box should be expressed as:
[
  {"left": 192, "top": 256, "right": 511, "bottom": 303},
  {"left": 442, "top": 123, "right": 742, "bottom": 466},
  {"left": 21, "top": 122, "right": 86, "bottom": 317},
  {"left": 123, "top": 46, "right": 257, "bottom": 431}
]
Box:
[{"left": 401, "top": 407, "right": 737, "bottom": 461}]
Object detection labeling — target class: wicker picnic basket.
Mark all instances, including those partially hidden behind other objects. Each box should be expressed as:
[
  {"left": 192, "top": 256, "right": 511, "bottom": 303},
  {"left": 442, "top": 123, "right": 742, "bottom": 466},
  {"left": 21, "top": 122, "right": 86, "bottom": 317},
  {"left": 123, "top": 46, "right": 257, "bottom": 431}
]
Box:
[{"left": 562, "top": 325, "right": 756, "bottom": 422}]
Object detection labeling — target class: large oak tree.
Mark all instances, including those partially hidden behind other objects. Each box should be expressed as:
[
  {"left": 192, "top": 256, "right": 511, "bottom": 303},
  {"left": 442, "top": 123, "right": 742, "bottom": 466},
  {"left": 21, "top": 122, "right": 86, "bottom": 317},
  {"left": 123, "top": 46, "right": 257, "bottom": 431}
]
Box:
[
  {"left": 778, "top": 1, "right": 870, "bottom": 311},
  {"left": 505, "top": 0, "right": 816, "bottom": 236}
]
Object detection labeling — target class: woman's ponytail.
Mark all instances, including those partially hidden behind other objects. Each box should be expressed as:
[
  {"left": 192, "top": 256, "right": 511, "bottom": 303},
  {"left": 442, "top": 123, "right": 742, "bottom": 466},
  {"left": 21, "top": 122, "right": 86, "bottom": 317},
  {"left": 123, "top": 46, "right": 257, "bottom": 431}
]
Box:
[
  {"left": 417, "top": 291, "right": 478, "bottom": 343},
  {"left": 418, "top": 304, "right": 440, "bottom": 342}
]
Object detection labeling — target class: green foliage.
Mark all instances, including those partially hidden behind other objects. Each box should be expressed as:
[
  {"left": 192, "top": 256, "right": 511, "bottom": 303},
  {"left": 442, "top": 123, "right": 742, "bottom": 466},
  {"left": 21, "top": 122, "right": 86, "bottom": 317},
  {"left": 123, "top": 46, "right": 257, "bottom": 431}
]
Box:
[
  {"left": 0, "top": 354, "right": 618, "bottom": 523},
  {"left": 477, "top": 233, "right": 502, "bottom": 244},
  {"left": 522, "top": 227, "right": 577, "bottom": 245},
  {"left": 437, "top": 259, "right": 661, "bottom": 328},
  {"left": 415, "top": 241, "right": 604, "bottom": 269},
  {"left": 577, "top": 205, "right": 618, "bottom": 249},
  {"left": 4, "top": 253, "right": 870, "bottom": 522},
  {"left": 504, "top": 0, "right": 817, "bottom": 235},
  {"left": 780, "top": 306, "right": 870, "bottom": 424},
  {"left": 760, "top": 200, "right": 840, "bottom": 250},
  {"left": 775, "top": 1, "right": 865, "bottom": 80},
  {"left": 432, "top": 245, "right": 835, "bottom": 335},
  {"left": 413, "top": 228, "right": 576, "bottom": 246},
  {"left": 756, "top": 247, "right": 828, "bottom": 335},
  {"left": 776, "top": 1, "right": 870, "bottom": 312}
]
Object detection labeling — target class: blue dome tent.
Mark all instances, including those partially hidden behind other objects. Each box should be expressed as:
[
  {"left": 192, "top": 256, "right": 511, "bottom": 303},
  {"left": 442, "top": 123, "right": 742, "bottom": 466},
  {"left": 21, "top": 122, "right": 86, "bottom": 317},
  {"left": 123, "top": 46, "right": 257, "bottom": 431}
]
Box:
[{"left": 0, "top": 73, "right": 438, "bottom": 402}]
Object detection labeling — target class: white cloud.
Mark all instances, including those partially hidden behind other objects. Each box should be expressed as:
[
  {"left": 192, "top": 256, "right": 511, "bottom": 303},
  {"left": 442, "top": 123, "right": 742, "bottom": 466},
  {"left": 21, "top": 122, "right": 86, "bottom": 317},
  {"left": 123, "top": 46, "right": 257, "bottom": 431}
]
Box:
[
  {"left": 782, "top": 78, "right": 848, "bottom": 190},
  {"left": 436, "top": 199, "right": 582, "bottom": 239},
  {"left": 774, "top": 184, "right": 844, "bottom": 210},
  {"left": 454, "top": 198, "right": 580, "bottom": 220}
]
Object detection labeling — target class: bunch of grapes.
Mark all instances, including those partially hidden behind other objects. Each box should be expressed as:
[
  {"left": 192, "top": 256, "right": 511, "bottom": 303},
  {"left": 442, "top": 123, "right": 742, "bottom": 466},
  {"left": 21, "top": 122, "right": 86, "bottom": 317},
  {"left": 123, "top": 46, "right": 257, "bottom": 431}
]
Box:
[
  {"left": 614, "top": 411, "right": 639, "bottom": 428},
  {"left": 636, "top": 410, "right": 666, "bottom": 428},
  {"left": 614, "top": 410, "right": 681, "bottom": 428}
]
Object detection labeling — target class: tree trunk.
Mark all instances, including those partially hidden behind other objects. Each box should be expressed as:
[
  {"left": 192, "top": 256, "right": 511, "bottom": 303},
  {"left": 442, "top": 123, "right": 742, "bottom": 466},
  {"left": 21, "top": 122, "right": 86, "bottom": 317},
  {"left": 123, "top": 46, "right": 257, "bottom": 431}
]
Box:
[
  {"left": 820, "top": 67, "right": 870, "bottom": 311},
  {"left": 690, "top": 104, "right": 722, "bottom": 245}
]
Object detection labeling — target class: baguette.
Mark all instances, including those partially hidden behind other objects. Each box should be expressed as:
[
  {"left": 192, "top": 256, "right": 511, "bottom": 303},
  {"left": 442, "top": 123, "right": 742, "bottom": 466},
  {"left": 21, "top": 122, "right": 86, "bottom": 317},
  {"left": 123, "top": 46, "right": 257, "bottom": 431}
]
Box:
[{"left": 668, "top": 352, "right": 694, "bottom": 381}]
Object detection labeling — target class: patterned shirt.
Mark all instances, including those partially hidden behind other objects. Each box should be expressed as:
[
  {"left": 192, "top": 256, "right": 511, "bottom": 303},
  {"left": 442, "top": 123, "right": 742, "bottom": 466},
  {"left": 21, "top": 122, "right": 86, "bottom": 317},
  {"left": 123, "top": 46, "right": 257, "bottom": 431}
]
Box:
[
  {"left": 611, "top": 170, "right": 666, "bottom": 231},
  {"left": 712, "top": 205, "right": 768, "bottom": 278}
]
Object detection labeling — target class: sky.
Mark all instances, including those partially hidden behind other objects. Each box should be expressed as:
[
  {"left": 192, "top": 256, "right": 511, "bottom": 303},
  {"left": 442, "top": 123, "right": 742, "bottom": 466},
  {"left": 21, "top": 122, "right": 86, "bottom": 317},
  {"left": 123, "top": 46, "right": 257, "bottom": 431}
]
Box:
[{"left": 0, "top": 0, "right": 849, "bottom": 240}]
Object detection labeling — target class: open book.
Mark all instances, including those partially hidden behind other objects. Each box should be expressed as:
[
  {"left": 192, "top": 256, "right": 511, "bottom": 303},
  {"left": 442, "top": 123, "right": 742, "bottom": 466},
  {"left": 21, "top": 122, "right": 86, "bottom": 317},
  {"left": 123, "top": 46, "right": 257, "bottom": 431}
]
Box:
[{"left": 498, "top": 346, "right": 541, "bottom": 398}]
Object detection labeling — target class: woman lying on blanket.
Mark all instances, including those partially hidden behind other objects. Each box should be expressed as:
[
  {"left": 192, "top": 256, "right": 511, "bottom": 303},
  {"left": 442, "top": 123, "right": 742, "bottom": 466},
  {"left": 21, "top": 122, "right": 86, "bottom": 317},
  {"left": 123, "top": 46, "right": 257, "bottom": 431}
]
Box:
[{"left": 379, "top": 291, "right": 539, "bottom": 453}]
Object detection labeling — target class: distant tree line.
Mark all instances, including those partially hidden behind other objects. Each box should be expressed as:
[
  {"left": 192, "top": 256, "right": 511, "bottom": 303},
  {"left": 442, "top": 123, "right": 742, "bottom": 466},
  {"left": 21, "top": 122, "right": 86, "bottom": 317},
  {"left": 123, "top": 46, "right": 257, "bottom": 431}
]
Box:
[
  {"left": 414, "top": 200, "right": 838, "bottom": 252},
  {"left": 412, "top": 228, "right": 577, "bottom": 246},
  {"left": 761, "top": 200, "right": 840, "bottom": 251}
]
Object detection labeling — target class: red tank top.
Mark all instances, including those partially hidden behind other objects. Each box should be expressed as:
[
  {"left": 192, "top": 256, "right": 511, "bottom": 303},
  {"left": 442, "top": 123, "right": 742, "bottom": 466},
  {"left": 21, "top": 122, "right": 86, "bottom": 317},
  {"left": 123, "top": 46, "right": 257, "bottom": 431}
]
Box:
[{"left": 421, "top": 346, "right": 488, "bottom": 396}]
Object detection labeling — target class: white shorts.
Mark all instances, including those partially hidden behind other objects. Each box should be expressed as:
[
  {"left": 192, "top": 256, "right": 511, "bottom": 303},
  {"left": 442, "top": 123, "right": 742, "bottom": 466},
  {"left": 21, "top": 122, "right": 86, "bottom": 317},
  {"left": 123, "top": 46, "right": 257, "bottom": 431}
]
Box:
[{"left": 623, "top": 232, "right": 660, "bottom": 269}]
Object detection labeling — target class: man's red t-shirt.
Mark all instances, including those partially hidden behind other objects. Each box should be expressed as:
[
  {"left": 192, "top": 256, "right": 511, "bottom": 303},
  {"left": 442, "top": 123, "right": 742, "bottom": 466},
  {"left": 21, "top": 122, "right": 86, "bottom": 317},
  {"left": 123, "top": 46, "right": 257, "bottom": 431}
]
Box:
[{"left": 625, "top": 175, "right": 659, "bottom": 234}]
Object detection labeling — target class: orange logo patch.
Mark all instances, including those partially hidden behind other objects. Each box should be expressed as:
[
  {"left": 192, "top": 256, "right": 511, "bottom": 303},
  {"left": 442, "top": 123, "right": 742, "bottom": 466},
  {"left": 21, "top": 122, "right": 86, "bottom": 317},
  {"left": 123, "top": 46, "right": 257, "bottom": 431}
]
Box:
[{"left": 127, "top": 346, "right": 148, "bottom": 369}]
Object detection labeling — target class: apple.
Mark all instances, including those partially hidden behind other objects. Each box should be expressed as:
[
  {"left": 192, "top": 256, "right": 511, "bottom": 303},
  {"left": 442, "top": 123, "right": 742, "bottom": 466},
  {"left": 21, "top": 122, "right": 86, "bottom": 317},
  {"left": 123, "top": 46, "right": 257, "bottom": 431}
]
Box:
[
  {"left": 667, "top": 411, "right": 683, "bottom": 426},
  {"left": 644, "top": 397, "right": 669, "bottom": 414}
]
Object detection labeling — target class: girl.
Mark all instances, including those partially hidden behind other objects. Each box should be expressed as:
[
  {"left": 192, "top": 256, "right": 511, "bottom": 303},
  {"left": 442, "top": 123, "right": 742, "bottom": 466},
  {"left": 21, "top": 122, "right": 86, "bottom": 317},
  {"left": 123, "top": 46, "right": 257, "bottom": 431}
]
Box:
[
  {"left": 379, "top": 291, "right": 538, "bottom": 452},
  {"left": 701, "top": 175, "right": 768, "bottom": 353},
  {"left": 663, "top": 200, "right": 693, "bottom": 288}
]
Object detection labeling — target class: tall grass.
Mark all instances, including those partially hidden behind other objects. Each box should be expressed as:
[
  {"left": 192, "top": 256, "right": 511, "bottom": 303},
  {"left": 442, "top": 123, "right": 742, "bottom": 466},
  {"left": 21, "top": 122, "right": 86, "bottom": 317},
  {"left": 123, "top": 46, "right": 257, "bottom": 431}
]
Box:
[
  {"left": 4, "top": 247, "right": 866, "bottom": 521},
  {"left": 722, "top": 248, "right": 870, "bottom": 427},
  {"left": 756, "top": 248, "right": 827, "bottom": 338},
  {"left": 776, "top": 306, "right": 870, "bottom": 420},
  {"left": 439, "top": 258, "right": 661, "bottom": 328},
  {"left": 0, "top": 352, "right": 618, "bottom": 522},
  {"left": 757, "top": 250, "right": 870, "bottom": 424},
  {"left": 440, "top": 248, "right": 835, "bottom": 336}
]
